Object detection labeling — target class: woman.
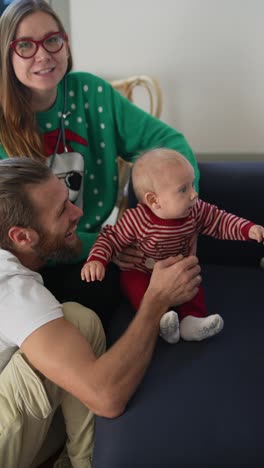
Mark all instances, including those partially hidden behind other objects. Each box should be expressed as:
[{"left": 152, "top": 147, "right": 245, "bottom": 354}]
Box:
[{"left": 0, "top": 0, "right": 199, "bottom": 328}]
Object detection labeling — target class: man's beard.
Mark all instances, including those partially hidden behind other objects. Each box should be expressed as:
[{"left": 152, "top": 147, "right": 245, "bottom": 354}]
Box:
[{"left": 33, "top": 227, "right": 83, "bottom": 263}]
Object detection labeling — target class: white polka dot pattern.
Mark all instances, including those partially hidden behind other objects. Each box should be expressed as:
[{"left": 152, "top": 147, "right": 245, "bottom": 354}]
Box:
[{"left": 34, "top": 72, "right": 137, "bottom": 250}]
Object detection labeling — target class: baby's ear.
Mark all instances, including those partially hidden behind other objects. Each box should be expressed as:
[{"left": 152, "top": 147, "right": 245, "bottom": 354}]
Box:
[{"left": 144, "top": 191, "right": 160, "bottom": 209}]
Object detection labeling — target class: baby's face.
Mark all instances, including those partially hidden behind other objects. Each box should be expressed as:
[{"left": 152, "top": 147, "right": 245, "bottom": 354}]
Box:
[{"left": 156, "top": 160, "right": 198, "bottom": 219}]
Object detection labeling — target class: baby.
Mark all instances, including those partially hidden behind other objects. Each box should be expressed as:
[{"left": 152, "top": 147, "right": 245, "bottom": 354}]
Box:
[{"left": 81, "top": 148, "right": 264, "bottom": 343}]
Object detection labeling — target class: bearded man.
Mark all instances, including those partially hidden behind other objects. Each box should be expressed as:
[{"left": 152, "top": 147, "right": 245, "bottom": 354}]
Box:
[{"left": 0, "top": 158, "right": 201, "bottom": 468}]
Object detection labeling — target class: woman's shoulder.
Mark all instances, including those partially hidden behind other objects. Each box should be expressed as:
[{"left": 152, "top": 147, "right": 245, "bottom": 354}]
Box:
[{"left": 0, "top": 144, "right": 8, "bottom": 159}]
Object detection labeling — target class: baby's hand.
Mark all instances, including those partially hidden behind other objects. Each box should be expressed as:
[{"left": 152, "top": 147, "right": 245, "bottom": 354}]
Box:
[
  {"left": 248, "top": 225, "right": 264, "bottom": 243},
  {"left": 81, "top": 261, "right": 106, "bottom": 282}
]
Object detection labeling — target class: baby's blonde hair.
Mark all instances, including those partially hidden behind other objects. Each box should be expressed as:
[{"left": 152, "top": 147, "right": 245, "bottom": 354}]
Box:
[{"left": 132, "top": 148, "right": 190, "bottom": 202}]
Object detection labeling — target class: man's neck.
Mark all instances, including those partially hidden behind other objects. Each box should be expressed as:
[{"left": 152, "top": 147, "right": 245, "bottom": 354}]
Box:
[{"left": 15, "top": 251, "right": 45, "bottom": 271}]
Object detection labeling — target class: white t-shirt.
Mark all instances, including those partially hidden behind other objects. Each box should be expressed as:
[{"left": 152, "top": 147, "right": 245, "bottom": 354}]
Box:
[{"left": 0, "top": 249, "right": 63, "bottom": 372}]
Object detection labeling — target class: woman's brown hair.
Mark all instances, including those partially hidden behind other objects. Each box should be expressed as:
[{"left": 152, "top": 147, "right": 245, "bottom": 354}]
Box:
[{"left": 0, "top": 0, "right": 72, "bottom": 159}]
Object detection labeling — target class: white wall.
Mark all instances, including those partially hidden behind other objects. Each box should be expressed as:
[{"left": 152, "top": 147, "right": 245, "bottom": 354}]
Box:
[
  {"left": 60, "top": 0, "right": 264, "bottom": 157},
  {"left": 50, "top": 0, "right": 70, "bottom": 38}
]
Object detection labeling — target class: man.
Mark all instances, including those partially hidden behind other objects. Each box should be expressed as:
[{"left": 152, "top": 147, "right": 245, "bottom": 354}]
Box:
[{"left": 0, "top": 158, "right": 201, "bottom": 468}]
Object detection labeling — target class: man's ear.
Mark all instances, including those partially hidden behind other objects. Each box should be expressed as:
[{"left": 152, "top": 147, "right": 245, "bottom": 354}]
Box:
[
  {"left": 144, "top": 191, "right": 160, "bottom": 210},
  {"left": 8, "top": 226, "right": 39, "bottom": 247}
]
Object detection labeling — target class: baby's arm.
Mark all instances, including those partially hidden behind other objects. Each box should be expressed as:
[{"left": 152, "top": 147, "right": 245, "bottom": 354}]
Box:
[
  {"left": 81, "top": 261, "right": 106, "bottom": 282},
  {"left": 248, "top": 225, "right": 264, "bottom": 243}
]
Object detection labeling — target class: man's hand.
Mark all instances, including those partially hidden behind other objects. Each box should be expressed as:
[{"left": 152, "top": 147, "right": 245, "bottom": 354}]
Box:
[
  {"left": 112, "top": 244, "right": 144, "bottom": 269},
  {"left": 249, "top": 225, "right": 264, "bottom": 243},
  {"left": 81, "top": 261, "right": 106, "bottom": 282},
  {"left": 146, "top": 255, "right": 201, "bottom": 313}
]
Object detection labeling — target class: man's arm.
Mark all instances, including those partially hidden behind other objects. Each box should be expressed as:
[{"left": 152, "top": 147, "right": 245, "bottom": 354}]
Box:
[{"left": 21, "top": 255, "right": 201, "bottom": 418}]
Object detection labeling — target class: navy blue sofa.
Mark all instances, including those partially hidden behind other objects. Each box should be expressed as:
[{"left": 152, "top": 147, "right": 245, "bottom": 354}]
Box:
[{"left": 93, "top": 161, "right": 264, "bottom": 468}]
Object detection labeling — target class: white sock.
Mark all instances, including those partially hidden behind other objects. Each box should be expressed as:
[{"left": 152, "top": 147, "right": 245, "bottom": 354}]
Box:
[
  {"left": 159, "top": 310, "right": 180, "bottom": 344},
  {"left": 180, "top": 314, "right": 224, "bottom": 342}
]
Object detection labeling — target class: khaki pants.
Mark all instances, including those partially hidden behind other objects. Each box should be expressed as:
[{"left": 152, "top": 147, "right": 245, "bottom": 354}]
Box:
[{"left": 0, "top": 302, "right": 106, "bottom": 468}]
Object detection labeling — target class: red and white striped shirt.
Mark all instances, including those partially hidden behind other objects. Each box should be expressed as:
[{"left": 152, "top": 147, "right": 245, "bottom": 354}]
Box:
[{"left": 87, "top": 200, "right": 254, "bottom": 273}]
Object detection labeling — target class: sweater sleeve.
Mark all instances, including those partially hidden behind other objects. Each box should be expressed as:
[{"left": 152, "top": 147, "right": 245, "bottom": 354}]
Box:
[
  {"left": 196, "top": 199, "right": 254, "bottom": 240},
  {"left": 108, "top": 84, "right": 200, "bottom": 191},
  {"left": 87, "top": 208, "right": 139, "bottom": 266}
]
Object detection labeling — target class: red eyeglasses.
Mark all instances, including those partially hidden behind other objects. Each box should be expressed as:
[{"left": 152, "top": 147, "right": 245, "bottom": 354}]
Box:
[{"left": 10, "top": 31, "right": 68, "bottom": 59}]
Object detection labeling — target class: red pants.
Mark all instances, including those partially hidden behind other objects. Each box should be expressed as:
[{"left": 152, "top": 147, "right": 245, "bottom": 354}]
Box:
[{"left": 120, "top": 269, "right": 207, "bottom": 320}]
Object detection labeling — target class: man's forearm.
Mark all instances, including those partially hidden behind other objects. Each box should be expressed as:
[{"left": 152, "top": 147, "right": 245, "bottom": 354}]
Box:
[
  {"left": 85, "top": 290, "right": 167, "bottom": 417},
  {"left": 85, "top": 255, "right": 201, "bottom": 417}
]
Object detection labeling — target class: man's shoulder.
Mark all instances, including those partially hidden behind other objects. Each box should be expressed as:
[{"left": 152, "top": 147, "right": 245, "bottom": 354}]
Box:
[
  {"left": 0, "top": 250, "right": 58, "bottom": 310},
  {"left": 0, "top": 249, "right": 42, "bottom": 283},
  {"left": 0, "top": 250, "right": 63, "bottom": 351}
]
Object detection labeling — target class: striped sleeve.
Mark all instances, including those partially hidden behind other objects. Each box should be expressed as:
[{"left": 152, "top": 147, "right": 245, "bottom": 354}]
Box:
[
  {"left": 87, "top": 207, "right": 141, "bottom": 265},
  {"left": 195, "top": 199, "right": 254, "bottom": 240}
]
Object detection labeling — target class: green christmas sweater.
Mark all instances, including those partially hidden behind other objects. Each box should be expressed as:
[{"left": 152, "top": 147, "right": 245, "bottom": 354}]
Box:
[{"left": 0, "top": 71, "right": 199, "bottom": 261}]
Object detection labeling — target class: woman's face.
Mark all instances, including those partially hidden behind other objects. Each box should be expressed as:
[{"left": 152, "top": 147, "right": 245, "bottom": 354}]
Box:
[{"left": 11, "top": 11, "right": 69, "bottom": 110}]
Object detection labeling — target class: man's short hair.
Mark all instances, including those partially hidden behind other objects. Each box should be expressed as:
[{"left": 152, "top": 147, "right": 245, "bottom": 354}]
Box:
[{"left": 0, "top": 157, "right": 52, "bottom": 249}]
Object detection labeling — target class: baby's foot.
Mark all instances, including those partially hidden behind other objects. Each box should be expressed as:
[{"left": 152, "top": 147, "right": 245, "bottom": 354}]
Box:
[
  {"left": 180, "top": 314, "right": 224, "bottom": 341},
  {"left": 160, "top": 310, "right": 180, "bottom": 344}
]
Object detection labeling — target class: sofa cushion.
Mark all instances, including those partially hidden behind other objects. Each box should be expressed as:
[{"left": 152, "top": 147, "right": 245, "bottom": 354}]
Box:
[
  {"left": 93, "top": 264, "right": 264, "bottom": 467},
  {"left": 198, "top": 161, "right": 264, "bottom": 267}
]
